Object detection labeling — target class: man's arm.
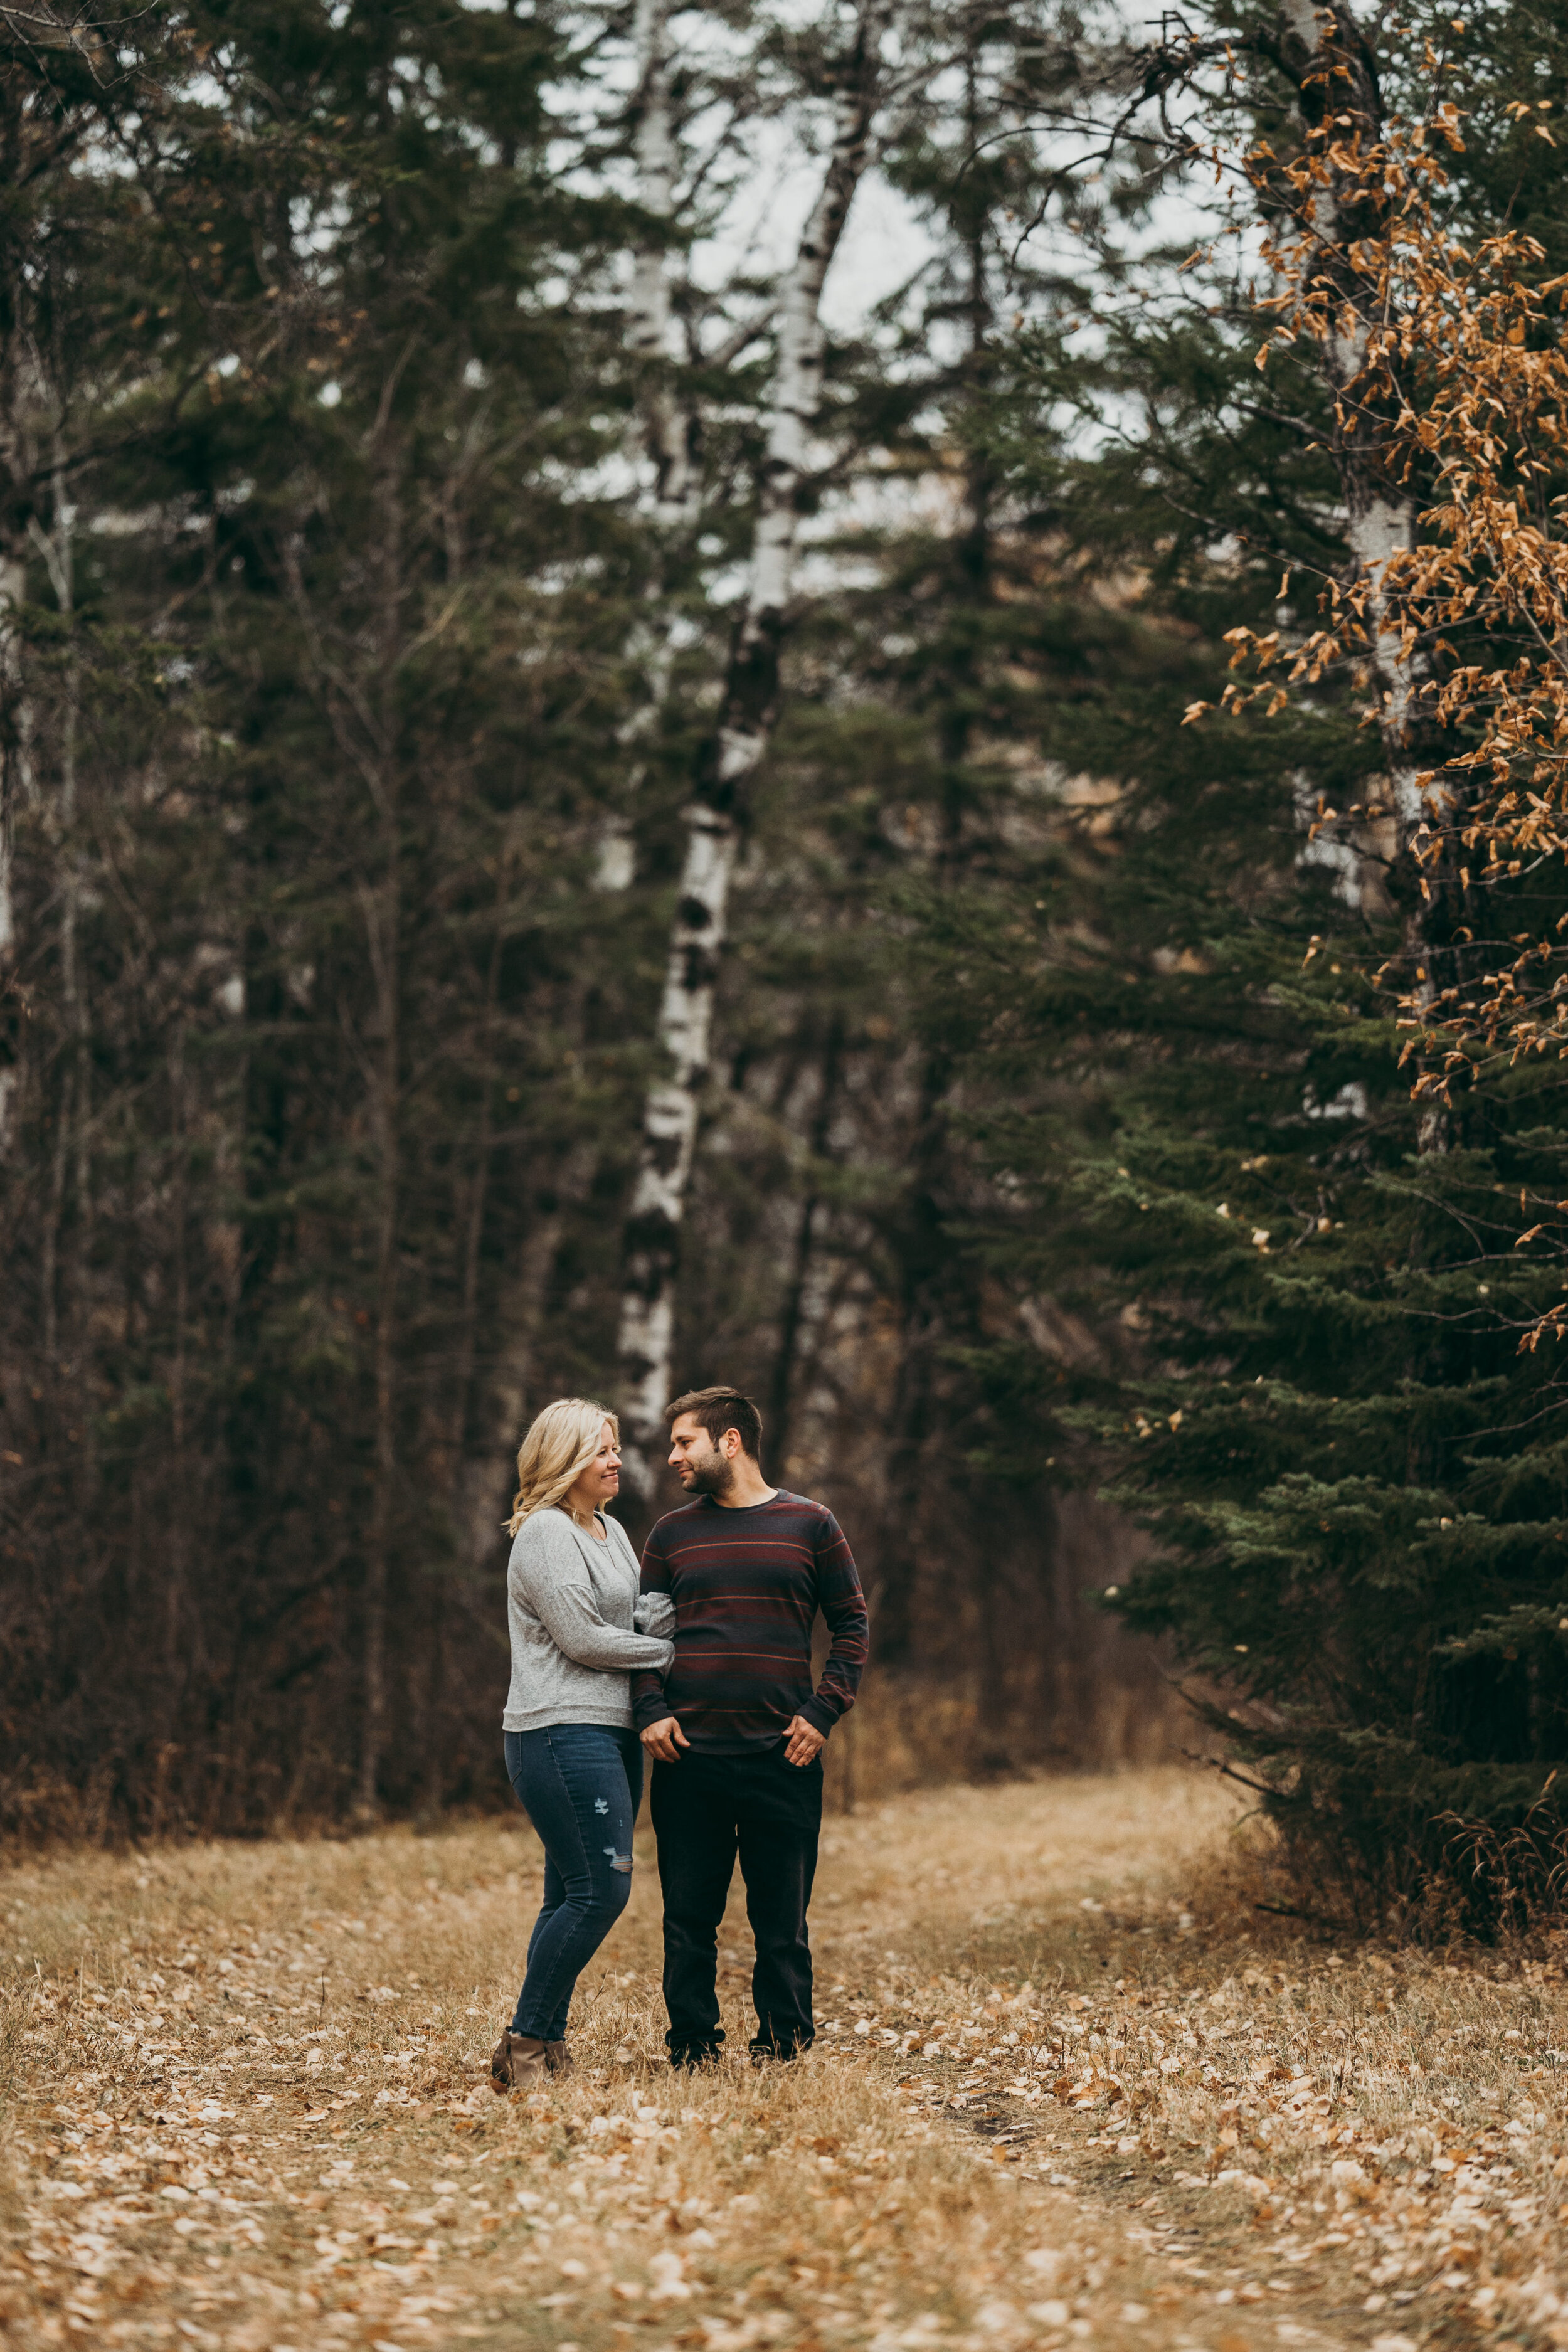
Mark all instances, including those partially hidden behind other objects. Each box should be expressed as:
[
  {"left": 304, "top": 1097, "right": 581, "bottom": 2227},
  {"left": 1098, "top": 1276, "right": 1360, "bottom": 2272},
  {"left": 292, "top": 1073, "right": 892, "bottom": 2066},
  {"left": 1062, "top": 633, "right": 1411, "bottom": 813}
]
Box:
[{"left": 798, "top": 1510, "right": 869, "bottom": 1739}]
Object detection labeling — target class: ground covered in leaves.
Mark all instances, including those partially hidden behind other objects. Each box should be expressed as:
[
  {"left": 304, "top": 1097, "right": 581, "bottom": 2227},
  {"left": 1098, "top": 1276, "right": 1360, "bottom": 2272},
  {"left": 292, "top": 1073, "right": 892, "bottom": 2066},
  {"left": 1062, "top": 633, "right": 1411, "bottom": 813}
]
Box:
[{"left": 4, "top": 1769, "right": 1567, "bottom": 2352}]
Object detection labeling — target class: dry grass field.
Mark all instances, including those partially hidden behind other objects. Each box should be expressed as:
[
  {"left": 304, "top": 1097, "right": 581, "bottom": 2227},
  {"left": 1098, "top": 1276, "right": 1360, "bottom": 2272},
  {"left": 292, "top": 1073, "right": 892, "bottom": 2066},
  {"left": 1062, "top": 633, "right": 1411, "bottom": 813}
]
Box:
[{"left": 4, "top": 1767, "right": 1567, "bottom": 2352}]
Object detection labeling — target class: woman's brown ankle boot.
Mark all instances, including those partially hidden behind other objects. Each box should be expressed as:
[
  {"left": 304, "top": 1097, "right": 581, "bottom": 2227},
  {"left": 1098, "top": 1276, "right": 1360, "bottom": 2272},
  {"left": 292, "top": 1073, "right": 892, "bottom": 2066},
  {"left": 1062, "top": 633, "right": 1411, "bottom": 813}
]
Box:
[{"left": 490, "top": 2030, "right": 549, "bottom": 2093}]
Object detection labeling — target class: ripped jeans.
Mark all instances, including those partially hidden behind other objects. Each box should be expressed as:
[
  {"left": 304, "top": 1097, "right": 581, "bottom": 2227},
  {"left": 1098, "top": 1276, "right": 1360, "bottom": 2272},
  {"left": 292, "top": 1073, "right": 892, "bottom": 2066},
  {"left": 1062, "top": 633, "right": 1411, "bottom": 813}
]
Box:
[{"left": 503, "top": 1725, "right": 644, "bottom": 2042}]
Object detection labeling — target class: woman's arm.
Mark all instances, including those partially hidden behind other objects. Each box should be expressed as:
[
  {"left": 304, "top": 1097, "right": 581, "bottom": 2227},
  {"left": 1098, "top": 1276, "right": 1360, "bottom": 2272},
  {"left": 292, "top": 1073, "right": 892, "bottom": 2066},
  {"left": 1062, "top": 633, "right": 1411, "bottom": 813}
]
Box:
[
  {"left": 617, "top": 1518, "right": 675, "bottom": 1637},
  {"left": 513, "top": 1519, "right": 675, "bottom": 1674}
]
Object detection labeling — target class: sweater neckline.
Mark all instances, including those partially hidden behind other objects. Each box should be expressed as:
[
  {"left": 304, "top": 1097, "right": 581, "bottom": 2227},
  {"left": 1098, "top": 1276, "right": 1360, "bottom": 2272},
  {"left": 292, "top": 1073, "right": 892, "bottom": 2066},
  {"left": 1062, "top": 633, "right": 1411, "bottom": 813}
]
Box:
[
  {"left": 562, "top": 1508, "right": 633, "bottom": 1559},
  {"left": 694, "top": 1488, "right": 786, "bottom": 1516}
]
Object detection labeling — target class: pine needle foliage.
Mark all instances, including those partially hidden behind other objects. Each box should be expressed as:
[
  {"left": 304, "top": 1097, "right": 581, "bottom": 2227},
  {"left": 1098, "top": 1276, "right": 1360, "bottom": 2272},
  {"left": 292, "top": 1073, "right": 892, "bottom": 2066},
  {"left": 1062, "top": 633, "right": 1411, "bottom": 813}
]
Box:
[{"left": 916, "top": 0, "right": 1568, "bottom": 1932}]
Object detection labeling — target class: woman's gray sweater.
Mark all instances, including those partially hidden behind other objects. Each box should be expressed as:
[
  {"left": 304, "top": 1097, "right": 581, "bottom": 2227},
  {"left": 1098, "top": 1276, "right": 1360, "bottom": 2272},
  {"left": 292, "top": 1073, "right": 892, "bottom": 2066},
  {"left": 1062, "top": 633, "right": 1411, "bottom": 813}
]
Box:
[{"left": 502, "top": 1507, "right": 675, "bottom": 1734}]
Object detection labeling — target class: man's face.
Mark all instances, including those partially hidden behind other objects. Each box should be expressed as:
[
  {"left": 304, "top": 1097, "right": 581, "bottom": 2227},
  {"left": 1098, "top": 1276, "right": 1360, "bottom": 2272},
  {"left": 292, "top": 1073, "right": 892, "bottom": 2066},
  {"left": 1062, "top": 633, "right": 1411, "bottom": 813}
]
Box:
[{"left": 668, "top": 1413, "right": 734, "bottom": 1496}]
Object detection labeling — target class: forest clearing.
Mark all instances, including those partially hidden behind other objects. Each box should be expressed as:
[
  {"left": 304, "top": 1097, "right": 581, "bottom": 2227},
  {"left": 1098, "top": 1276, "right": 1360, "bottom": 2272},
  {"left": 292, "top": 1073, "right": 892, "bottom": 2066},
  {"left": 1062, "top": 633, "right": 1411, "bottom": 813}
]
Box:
[
  {"left": 6, "top": 1769, "right": 1567, "bottom": 2352},
  {"left": 10, "top": 4, "right": 1568, "bottom": 2343}
]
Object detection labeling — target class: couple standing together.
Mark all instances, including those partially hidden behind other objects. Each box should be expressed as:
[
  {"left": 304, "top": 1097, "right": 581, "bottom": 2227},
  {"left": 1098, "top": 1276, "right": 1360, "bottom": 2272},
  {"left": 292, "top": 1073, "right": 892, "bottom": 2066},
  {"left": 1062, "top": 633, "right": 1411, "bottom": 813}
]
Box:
[{"left": 492, "top": 1384, "right": 869, "bottom": 2089}]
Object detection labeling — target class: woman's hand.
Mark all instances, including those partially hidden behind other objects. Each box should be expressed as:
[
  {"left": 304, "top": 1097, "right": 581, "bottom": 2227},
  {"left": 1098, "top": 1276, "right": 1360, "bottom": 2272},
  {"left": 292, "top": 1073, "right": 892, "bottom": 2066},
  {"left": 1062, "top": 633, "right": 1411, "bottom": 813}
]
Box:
[{"left": 640, "top": 1716, "right": 690, "bottom": 1763}]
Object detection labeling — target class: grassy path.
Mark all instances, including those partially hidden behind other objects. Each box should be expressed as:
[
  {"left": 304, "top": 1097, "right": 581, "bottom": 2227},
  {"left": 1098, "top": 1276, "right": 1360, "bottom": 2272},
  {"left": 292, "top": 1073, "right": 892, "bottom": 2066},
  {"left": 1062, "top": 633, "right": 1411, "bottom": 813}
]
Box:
[{"left": 3, "top": 1769, "right": 1565, "bottom": 2351}]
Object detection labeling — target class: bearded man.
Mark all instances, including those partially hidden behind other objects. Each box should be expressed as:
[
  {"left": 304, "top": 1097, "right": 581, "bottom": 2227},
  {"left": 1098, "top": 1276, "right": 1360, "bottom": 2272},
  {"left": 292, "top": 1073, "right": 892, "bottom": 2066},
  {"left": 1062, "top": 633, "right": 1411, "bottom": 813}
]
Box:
[{"left": 631, "top": 1385, "right": 868, "bottom": 2066}]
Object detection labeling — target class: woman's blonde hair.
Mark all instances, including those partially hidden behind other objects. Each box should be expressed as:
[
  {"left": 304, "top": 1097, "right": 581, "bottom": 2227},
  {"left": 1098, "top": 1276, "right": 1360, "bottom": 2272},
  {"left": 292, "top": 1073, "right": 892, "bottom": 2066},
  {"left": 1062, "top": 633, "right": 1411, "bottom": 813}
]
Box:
[{"left": 507, "top": 1397, "right": 619, "bottom": 1536}]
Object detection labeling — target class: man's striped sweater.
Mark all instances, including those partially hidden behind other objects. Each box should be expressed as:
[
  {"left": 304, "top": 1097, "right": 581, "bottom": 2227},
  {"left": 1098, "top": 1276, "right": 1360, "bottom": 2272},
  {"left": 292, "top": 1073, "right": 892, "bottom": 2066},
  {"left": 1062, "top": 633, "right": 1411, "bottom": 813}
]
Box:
[{"left": 631, "top": 1489, "right": 869, "bottom": 1754}]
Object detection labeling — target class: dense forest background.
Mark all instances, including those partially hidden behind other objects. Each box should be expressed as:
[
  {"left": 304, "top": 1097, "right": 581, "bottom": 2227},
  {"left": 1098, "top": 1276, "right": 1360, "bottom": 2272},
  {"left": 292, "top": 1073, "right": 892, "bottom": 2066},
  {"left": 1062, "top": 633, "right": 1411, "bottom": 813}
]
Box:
[{"left": 6, "top": 0, "right": 1568, "bottom": 1907}]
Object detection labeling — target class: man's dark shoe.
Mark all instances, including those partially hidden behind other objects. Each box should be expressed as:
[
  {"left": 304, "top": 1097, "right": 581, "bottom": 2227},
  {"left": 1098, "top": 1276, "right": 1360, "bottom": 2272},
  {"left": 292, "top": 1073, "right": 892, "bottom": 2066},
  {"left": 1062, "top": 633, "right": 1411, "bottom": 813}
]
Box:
[
  {"left": 544, "top": 2040, "right": 574, "bottom": 2079},
  {"left": 490, "top": 2030, "right": 549, "bottom": 2093},
  {"left": 669, "top": 2045, "right": 724, "bottom": 2070},
  {"left": 749, "top": 2039, "right": 810, "bottom": 2065}
]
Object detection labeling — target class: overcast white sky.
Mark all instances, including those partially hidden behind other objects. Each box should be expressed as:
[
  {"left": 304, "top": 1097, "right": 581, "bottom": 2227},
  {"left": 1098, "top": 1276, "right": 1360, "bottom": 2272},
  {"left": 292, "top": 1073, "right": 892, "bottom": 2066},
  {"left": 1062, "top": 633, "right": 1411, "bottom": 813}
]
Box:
[{"left": 686, "top": 117, "right": 938, "bottom": 337}]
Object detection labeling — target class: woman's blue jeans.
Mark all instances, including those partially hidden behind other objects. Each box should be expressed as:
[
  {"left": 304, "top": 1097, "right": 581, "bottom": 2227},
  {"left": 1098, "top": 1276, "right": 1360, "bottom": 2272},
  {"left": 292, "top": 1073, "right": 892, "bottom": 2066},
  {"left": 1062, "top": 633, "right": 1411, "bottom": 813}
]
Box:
[{"left": 503, "top": 1724, "right": 644, "bottom": 2042}]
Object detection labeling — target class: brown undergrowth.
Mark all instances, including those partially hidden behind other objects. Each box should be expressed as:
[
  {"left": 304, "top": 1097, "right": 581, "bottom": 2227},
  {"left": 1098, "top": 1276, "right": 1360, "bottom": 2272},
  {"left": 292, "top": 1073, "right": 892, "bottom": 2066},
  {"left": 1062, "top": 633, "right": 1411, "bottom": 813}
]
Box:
[{"left": 2, "top": 1767, "right": 1565, "bottom": 2352}]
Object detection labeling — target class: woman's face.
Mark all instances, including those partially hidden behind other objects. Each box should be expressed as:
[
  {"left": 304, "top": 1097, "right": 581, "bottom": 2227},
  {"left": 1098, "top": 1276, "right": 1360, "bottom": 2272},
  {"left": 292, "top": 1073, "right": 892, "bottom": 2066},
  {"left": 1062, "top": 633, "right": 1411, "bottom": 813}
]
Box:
[{"left": 571, "top": 1422, "right": 622, "bottom": 1510}]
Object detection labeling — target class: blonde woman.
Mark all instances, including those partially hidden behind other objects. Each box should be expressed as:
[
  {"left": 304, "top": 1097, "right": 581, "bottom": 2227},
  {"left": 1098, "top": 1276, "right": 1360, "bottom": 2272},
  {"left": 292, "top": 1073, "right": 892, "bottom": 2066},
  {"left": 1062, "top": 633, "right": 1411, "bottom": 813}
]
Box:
[{"left": 491, "top": 1399, "right": 674, "bottom": 2094}]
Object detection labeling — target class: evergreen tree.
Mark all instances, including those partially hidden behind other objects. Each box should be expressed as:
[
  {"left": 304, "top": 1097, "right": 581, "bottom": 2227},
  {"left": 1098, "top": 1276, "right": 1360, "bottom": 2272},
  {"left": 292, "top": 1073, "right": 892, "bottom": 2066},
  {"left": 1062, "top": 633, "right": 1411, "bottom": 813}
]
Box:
[
  {"left": 666, "top": 0, "right": 1179, "bottom": 1773},
  {"left": 2, "top": 0, "right": 665, "bottom": 1827},
  {"left": 919, "top": 0, "right": 1568, "bottom": 1921},
  {"left": 0, "top": 0, "right": 1274, "bottom": 1832}
]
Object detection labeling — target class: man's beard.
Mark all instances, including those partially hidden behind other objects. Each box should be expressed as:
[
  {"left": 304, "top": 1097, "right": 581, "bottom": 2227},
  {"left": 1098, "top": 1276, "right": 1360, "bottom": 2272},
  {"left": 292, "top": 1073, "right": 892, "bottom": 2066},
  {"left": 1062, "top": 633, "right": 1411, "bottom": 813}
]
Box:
[{"left": 684, "top": 1453, "right": 734, "bottom": 1500}]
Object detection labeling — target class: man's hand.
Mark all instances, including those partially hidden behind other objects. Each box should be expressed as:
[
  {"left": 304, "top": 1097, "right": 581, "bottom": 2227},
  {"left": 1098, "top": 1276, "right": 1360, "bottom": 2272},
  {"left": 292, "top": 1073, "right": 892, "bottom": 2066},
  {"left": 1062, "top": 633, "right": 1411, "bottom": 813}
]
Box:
[
  {"left": 640, "top": 1716, "right": 690, "bottom": 1764},
  {"left": 783, "top": 1714, "right": 826, "bottom": 1767}
]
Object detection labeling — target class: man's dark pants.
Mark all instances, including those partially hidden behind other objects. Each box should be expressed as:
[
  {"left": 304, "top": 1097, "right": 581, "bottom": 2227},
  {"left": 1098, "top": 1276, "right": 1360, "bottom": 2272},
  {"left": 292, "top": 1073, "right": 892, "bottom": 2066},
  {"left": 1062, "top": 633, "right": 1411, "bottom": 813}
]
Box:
[{"left": 650, "top": 1744, "right": 822, "bottom": 2060}]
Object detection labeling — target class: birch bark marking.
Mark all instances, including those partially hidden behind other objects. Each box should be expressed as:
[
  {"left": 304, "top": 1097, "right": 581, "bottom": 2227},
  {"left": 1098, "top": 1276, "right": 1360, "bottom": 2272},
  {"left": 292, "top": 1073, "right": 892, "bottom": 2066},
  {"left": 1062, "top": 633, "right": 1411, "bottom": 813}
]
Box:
[
  {"left": 615, "top": 0, "right": 894, "bottom": 1499},
  {"left": 625, "top": 0, "right": 689, "bottom": 528},
  {"left": 1270, "top": 3, "right": 1450, "bottom": 1147}
]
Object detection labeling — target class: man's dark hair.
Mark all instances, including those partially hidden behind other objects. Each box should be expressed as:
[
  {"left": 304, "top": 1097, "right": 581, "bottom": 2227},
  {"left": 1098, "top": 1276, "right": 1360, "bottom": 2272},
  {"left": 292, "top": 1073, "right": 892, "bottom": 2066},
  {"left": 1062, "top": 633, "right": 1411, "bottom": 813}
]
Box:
[{"left": 664, "top": 1385, "right": 763, "bottom": 1461}]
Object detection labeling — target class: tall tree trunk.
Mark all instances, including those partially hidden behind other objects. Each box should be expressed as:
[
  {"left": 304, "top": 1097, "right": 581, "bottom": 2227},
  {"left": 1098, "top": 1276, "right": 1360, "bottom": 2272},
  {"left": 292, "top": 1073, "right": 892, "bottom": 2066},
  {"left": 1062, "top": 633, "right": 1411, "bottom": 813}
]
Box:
[
  {"left": 450, "top": 1136, "right": 597, "bottom": 1595},
  {"left": 623, "top": 0, "right": 687, "bottom": 520},
  {"left": 0, "top": 42, "right": 100, "bottom": 1162},
  {"left": 164, "top": 1020, "right": 191, "bottom": 1784},
  {"left": 875, "top": 86, "right": 993, "bottom": 1664},
  {"left": 425, "top": 850, "right": 511, "bottom": 1816},
  {"left": 768, "top": 1013, "right": 845, "bottom": 1467},
  {"left": 0, "top": 236, "right": 29, "bottom": 1164},
  {"left": 1271, "top": 3, "right": 1439, "bottom": 1025},
  {"left": 595, "top": 0, "right": 695, "bottom": 894},
  {"left": 615, "top": 0, "right": 893, "bottom": 1503},
  {"left": 0, "top": 540, "right": 24, "bottom": 1160},
  {"left": 358, "top": 428, "right": 405, "bottom": 1820},
  {"left": 33, "top": 437, "right": 84, "bottom": 1352}
]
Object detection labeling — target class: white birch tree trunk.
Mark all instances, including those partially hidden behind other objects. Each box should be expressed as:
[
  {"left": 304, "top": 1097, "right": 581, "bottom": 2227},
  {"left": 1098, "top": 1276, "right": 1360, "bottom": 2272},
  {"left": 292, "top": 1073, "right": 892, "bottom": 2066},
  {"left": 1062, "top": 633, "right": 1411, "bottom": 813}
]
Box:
[
  {"left": 624, "top": 0, "right": 689, "bottom": 529},
  {"left": 595, "top": 0, "right": 694, "bottom": 893},
  {"left": 1271, "top": 1, "right": 1455, "bottom": 1148},
  {"left": 1276, "top": 0, "right": 1422, "bottom": 917},
  {"left": 615, "top": 0, "right": 895, "bottom": 1500}
]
